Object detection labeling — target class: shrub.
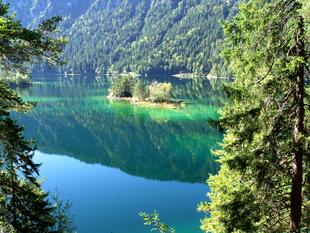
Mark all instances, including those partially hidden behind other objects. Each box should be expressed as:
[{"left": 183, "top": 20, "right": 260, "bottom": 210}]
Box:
[
  {"left": 133, "top": 80, "right": 149, "bottom": 100},
  {"left": 109, "top": 75, "right": 134, "bottom": 97},
  {"left": 149, "top": 82, "right": 172, "bottom": 103},
  {"left": 139, "top": 211, "right": 175, "bottom": 233}
]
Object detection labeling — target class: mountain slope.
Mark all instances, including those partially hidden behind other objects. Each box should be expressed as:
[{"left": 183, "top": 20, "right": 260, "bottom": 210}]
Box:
[
  {"left": 5, "top": 0, "right": 237, "bottom": 75},
  {"left": 5, "top": 0, "right": 94, "bottom": 29}
]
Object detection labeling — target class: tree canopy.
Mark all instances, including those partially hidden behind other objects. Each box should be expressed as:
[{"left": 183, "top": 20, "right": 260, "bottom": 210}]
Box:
[
  {"left": 0, "top": 1, "right": 66, "bottom": 72},
  {"left": 0, "top": 0, "right": 68, "bottom": 231},
  {"left": 199, "top": 0, "right": 310, "bottom": 232}
]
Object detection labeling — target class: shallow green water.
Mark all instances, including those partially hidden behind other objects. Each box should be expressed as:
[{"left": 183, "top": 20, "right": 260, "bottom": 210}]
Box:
[{"left": 16, "top": 75, "right": 225, "bottom": 233}]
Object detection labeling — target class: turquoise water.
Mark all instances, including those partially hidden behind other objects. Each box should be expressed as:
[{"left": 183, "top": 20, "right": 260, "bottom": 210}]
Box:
[{"left": 16, "top": 75, "right": 225, "bottom": 233}]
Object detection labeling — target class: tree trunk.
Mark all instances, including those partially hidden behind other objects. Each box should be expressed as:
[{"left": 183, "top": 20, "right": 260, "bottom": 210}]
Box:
[
  {"left": 11, "top": 173, "right": 17, "bottom": 228},
  {"left": 290, "top": 16, "right": 305, "bottom": 233}
]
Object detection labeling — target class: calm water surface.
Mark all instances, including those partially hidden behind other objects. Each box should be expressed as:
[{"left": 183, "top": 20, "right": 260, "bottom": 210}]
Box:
[{"left": 16, "top": 75, "right": 225, "bottom": 233}]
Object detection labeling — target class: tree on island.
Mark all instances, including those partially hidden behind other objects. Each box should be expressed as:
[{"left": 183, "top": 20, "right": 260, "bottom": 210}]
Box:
[
  {"left": 199, "top": 0, "right": 310, "bottom": 232},
  {"left": 0, "top": 1, "right": 70, "bottom": 232},
  {"left": 109, "top": 75, "right": 173, "bottom": 103}
]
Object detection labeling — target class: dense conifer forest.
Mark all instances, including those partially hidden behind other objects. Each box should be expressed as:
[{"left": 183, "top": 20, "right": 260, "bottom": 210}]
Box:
[{"left": 6, "top": 0, "right": 237, "bottom": 75}]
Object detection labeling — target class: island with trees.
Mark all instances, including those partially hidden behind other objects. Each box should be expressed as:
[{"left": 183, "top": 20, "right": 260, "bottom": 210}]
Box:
[{"left": 108, "top": 75, "right": 186, "bottom": 109}]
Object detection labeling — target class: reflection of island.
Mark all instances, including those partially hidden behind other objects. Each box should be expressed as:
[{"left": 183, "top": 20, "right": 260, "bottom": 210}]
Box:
[{"left": 17, "top": 76, "right": 224, "bottom": 183}]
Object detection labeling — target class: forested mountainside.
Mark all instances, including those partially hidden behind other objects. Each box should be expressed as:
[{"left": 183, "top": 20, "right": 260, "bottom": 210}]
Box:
[
  {"left": 5, "top": 0, "right": 94, "bottom": 29},
  {"left": 6, "top": 0, "right": 237, "bottom": 75}
]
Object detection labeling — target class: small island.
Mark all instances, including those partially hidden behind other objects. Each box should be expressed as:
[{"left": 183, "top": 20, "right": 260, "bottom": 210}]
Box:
[{"left": 108, "top": 75, "right": 185, "bottom": 109}]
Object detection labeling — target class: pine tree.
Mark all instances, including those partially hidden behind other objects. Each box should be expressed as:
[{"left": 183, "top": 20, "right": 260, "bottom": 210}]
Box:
[
  {"left": 0, "top": 114, "right": 55, "bottom": 232},
  {"left": 0, "top": 0, "right": 67, "bottom": 231},
  {"left": 199, "top": 0, "right": 310, "bottom": 232}
]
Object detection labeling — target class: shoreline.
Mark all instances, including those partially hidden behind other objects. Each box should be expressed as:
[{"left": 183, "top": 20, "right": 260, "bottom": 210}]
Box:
[
  {"left": 107, "top": 96, "right": 186, "bottom": 109},
  {"left": 172, "top": 73, "right": 229, "bottom": 80}
]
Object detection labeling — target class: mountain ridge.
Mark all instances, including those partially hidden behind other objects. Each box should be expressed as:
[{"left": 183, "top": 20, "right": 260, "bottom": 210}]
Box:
[{"left": 5, "top": 0, "right": 237, "bottom": 76}]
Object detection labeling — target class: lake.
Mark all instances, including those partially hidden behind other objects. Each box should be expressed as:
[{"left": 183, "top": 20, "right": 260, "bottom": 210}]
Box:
[{"left": 16, "top": 75, "right": 225, "bottom": 233}]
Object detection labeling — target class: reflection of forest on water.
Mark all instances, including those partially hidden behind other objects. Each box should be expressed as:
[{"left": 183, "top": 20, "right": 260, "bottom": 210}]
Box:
[{"left": 16, "top": 75, "right": 227, "bottom": 183}]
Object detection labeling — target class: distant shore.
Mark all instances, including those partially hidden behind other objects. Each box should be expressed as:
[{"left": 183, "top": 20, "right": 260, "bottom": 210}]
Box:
[{"left": 172, "top": 73, "right": 229, "bottom": 80}]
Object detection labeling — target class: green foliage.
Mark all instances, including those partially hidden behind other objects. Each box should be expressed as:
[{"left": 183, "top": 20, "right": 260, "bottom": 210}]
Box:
[
  {"left": 0, "top": 221, "right": 15, "bottom": 233},
  {"left": 62, "top": 0, "right": 237, "bottom": 75},
  {"left": 0, "top": 0, "right": 67, "bottom": 73},
  {"left": 0, "top": 106, "right": 56, "bottom": 233},
  {"left": 109, "top": 76, "right": 175, "bottom": 103},
  {"left": 133, "top": 79, "right": 150, "bottom": 100},
  {"left": 0, "top": 0, "right": 70, "bottom": 232},
  {"left": 139, "top": 211, "right": 175, "bottom": 233},
  {"left": 149, "top": 82, "right": 173, "bottom": 103},
  {"left": 0, "top": 178, "right": 55, "bottom": 233},
  {"left": 51, "top": 192, "right": 77, "bottom": 233},
  {"left": 6, "top": 0, "right": 238, "bottom": 75},
  {"left": 200, "top": 0, "right": 310, "bottom": 232},
  {"left": 109, "top": 75, "right": 135, "bottom": 98}
]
